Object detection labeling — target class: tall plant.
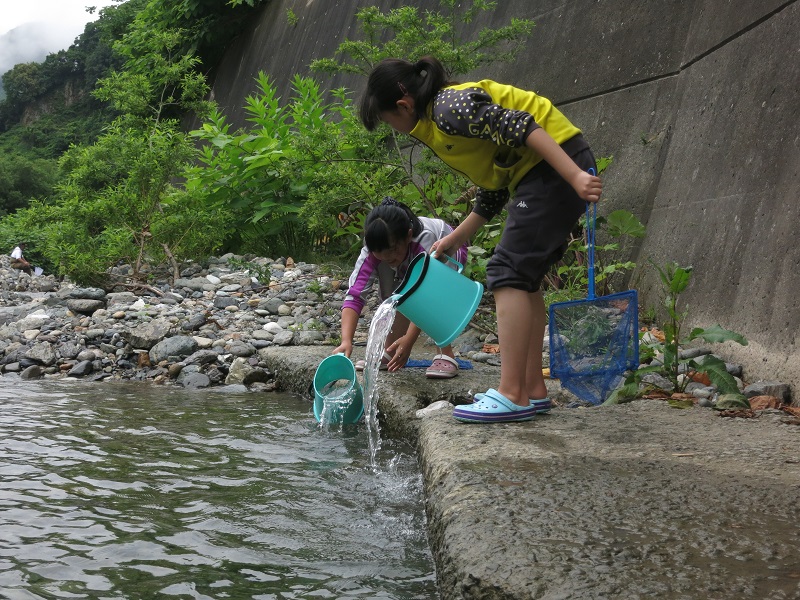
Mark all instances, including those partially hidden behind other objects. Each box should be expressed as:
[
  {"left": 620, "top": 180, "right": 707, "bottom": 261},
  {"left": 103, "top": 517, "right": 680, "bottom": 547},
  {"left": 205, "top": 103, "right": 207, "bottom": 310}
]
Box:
[
  {"left": 550, "top": 208, "right": 646, "bottom": 301},
  {"left": 186, "top": 74, "right": 384, "bottom": 257},
  {"left": 310, "top": 1, "right": 534, "bottom": 77},
  {"left": 611, "top": 262, "right": 748, "bottom": 403}
]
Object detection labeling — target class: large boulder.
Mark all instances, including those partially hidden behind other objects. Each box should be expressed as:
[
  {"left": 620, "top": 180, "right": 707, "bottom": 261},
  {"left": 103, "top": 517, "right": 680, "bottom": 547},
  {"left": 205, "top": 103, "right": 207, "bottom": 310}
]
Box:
[
  {"left": 25, "top": 342, "right": 57, "bottom": 367},
  {"left": 127, "top": 319, "right": 173, "bottom": 349},
  {"left": 66, "top": 299, "right": 105, "bottom": 315},
  {"left": 225, "top": 357, "right": 271, "bottom": 385},
  {"left": 149, "top": 335, "right": 199, "bottom": 363}
]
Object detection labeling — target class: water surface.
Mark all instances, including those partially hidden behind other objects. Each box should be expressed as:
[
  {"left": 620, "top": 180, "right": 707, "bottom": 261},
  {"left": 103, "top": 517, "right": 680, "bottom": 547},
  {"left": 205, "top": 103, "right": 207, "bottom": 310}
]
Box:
[{"left": 0, "top": 378, "right": 436, "bottom": 599}]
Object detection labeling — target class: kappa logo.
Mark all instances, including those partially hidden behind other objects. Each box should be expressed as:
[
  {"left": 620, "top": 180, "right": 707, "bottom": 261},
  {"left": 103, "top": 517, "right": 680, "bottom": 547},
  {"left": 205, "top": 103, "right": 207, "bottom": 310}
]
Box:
[
  {"left": 516, "top": 200, "right": 528, "bottom": 208},
  {"left": 445, "top": 144, "right": 454, "bottom": 151}
]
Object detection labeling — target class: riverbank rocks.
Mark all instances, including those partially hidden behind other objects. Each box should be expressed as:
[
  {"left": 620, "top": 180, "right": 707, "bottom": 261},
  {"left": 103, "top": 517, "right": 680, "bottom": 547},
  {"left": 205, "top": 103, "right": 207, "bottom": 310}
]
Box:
[
  {"left": 0, "top": 255, "right": 371, "bottom": 390},
  {"left": 150, "top": 335, "right": 198, "bottom": 363},
  {"left": 744, "top": 380, "right": 791, "bottom": 403},
  {"left": 127, "top": 319, "right": 174, "bottom": 349}
]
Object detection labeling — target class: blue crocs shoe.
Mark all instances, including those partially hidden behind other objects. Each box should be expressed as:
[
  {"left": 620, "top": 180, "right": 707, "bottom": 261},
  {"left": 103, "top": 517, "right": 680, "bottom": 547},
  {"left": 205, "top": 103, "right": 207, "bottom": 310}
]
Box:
[
  {"left": 454, "top": 389, "right": 536, "bottom": 423},
  {"left": 529, "top": 398, "right": 552, "bottom": 414},
  {"left": 473, "top": 393, "right": 552, "bottom": 414}
]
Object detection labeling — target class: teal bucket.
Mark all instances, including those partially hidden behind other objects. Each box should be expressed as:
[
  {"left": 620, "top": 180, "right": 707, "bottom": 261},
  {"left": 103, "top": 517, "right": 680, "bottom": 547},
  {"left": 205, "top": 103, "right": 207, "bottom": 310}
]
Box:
[
  {"left": 313, "top": 354, "right": 364, "bottom": 424},
  {"left": 390, "top": 252, "right": 483, "bottom": 348}
]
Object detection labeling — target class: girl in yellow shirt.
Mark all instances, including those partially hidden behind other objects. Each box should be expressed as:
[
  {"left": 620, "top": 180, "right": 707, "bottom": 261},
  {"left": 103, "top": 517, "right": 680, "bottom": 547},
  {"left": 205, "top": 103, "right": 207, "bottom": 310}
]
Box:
[{"left": 360, "top": 56, "right": 602, "bottom": 423}]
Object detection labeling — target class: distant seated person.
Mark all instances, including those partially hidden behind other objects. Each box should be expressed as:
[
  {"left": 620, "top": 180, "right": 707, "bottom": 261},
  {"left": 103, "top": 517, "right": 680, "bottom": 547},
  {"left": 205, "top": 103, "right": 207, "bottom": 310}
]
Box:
[{"left": 10, "top": 242, "right": 32, "bottom": 275}]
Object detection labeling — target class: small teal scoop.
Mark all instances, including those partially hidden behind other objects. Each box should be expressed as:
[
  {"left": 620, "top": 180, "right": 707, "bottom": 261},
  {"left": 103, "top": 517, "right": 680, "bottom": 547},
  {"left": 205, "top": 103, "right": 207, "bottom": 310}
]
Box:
[{"left": 313, "top": 353, "right": 364, "bottom": 424}]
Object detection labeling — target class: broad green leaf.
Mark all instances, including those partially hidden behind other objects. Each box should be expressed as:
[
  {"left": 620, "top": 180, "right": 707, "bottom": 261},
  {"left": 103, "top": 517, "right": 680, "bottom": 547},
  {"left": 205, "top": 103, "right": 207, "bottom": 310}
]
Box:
[
  {"left": 596, "top": 156, "right": 613, "bottom": 173},
  {"left": 714, "top": 394, "right": 751, "bottom": 410},
  {"left": 606, "top": 210, "right": 646, "bottom": 238},
  {"left": 688, "top": 325, "right": 748, "bottom": 346},
  {"left": 669, "top": 265, "right": 693, "bottom": 294},
  {"left": 628, "top": 364, "right": 663, "bottom": 378},
  {"left": 242, "top": 151, "right": 284, "bottom": 170},
  {"left": 696, "top": 355, "right": 743, "bottom": 395},
  {"left": 668, "top": 398, "right": 694, "bottom": 409},
  {"left": 603, "top": 382, "right": 639, "bottom": 404},
  {"left": 210, "top": 135, "right": 231, "bottom": 148}
]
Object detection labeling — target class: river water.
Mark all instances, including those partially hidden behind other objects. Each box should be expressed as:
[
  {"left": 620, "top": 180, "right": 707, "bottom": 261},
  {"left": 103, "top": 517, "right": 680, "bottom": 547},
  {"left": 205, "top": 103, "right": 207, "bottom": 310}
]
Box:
[{"left": 0, "top": 378, "right": 436, "bottom": 599}]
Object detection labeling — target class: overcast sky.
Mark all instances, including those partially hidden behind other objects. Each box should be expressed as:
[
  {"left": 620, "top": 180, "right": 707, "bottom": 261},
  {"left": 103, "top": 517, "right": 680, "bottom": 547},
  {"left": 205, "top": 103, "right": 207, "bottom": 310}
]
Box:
[
  {"left": 1, "top": 0, "right": 121, "bottom": 83},
  {"left": 1, "top": 0, "right": 120, "bottom": 37}
]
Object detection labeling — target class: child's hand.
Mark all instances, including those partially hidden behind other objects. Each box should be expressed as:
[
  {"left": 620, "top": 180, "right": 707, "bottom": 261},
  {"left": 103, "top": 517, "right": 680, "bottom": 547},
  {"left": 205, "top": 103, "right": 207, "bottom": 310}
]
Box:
[
  {"left": 332, "top": 340, "right": 352, "bottom": 357},
  {"left": 430, "top": 233, "right": 457, "bottom": 260},
  {"left": 386, "top": 336, "right": 412, "bottom": 371},
  {"left": 572, "top": 170, "right": 603, "bottom": 202}
]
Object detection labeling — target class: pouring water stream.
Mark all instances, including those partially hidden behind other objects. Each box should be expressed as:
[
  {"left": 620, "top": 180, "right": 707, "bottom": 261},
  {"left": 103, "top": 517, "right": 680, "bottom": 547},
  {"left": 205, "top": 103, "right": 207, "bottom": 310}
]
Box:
[
  {"left": 319, "top": 251, "right": 482, "bottom": 468},
  {"left": 361, "top": 298, "right": 398, "bottom": 469}
]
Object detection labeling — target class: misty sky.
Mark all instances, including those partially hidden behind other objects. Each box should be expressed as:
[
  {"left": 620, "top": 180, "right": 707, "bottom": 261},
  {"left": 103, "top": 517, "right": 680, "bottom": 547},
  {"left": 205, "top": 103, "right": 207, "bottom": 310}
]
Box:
[{"left": 0, "top": 0, "right": 120, "bottom": 89}]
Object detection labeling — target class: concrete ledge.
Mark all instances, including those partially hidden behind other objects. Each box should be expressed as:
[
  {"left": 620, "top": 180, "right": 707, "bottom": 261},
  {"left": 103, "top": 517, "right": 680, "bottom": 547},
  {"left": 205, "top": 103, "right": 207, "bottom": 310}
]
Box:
[{"left": 262, "top": 346, "right": 800, "bottom": 599}]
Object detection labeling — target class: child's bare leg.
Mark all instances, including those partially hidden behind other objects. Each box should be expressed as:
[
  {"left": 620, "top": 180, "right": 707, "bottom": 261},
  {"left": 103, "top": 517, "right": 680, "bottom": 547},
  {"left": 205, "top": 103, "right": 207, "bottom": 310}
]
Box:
[
  {"left": 525, "top": 290, "right": 548, "bottom": 400},
  {"left": 439, "top": 345, "right": 456, "bottom": 359},
  {"left": 494, "top": 287, "right": 534, "bottom": 406},
  {"left": 386, "top": 312, "right": 410, "bottom": 348}
]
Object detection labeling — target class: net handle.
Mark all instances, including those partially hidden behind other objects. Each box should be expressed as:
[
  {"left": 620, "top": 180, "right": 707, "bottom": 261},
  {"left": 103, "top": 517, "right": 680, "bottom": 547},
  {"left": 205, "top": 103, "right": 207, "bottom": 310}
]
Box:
[{"left": 585, "top": 168, "right": 597, "bottom": 300}]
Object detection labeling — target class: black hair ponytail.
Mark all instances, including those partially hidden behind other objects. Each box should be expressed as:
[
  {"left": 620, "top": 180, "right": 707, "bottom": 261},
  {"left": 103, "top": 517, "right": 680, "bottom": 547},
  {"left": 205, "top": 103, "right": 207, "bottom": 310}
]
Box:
[
  {"left": 364, "top": 196, "right": 423, "bottom": 252},
  {"left": 359, "top": 56, "right": 452, "bottom": 130}
]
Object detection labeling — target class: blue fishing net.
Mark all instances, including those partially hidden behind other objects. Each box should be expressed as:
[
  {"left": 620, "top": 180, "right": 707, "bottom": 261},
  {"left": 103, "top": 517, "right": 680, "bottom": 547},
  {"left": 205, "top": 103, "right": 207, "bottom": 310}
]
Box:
[
  {"left": 548, "top": 197, "right": 639, "bottom": 406},
  {"left": 549, "top": 290, "right": 639, "bottom": 405}
]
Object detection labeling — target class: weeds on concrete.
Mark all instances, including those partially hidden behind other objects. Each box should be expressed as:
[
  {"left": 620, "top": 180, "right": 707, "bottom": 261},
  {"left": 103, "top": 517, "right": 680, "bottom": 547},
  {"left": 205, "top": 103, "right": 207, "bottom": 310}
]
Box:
[{"left": 611, "top": 262, "right": 748, "bottom": 403}]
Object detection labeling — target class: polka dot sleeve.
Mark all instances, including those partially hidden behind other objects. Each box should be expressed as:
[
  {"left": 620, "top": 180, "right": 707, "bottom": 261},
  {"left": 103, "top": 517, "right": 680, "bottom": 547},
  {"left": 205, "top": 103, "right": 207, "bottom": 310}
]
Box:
[
  {"left": 473, "top": 188, "right": 510, "bottom": 220},
  {"left": 432, "top": 87, "right": 540, "bottom": 146}
]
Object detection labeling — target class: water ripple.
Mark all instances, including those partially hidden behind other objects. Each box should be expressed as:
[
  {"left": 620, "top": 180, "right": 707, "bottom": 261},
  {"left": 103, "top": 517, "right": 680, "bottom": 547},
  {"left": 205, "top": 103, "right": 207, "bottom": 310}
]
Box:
[{"left": 0, "top": 378, "right": 435, "bottom": 599}]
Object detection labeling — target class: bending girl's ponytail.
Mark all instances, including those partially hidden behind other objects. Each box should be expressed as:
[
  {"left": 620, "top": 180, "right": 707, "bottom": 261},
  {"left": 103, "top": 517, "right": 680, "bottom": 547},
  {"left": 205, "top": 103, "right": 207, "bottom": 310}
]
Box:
[
  {"left": 364, "top": 197, "right": 423, "bottom": 252},
  {"left": 360, "top": 55, "right": 455, "bottom": 130},
  {"left": 413, "top": 56, "right": 449, "bottom": 114}
]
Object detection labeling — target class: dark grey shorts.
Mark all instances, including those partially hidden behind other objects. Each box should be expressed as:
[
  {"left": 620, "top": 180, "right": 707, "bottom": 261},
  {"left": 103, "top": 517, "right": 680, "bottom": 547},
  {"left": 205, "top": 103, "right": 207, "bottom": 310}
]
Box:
[
  {"left": 486, "top": 145, "right": 596, "bottom": 293},
  {"left": 377, "top": 262, "right": 401, "bottom": 300}
]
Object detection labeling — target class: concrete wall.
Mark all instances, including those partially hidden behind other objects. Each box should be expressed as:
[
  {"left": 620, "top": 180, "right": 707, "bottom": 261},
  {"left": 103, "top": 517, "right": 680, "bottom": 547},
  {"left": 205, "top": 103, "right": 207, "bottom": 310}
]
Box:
[{"left": 210, "top": 0, "right": 800, "bottom": 394}]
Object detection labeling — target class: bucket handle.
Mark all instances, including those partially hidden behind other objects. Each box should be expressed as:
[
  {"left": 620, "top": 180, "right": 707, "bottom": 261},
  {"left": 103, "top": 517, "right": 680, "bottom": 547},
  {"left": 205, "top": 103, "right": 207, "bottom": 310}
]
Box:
[
  {"left": 388, "top": 250, "right": 466, "bottom": 306},
  {"left": 429, "top": 250, "right": 464, "bottom": 273},
  {"left": 334, "top": 351, "right": 356, "bottom": 365}
]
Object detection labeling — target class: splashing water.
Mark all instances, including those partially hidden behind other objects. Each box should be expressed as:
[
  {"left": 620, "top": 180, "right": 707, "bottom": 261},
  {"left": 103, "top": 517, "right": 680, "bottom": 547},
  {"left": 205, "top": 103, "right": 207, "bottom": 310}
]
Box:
[
  {"left": 318, "top": 378, "right": 358, "bottom": 429},
  {"left": 362, "top": 298, "right": 398, "bottom": 468}
]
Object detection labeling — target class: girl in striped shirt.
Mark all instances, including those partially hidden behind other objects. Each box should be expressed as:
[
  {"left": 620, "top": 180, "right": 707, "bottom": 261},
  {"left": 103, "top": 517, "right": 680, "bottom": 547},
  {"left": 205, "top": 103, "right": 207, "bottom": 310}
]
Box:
[{"left": 334, "top": 197, "right": 467, "bottom": 379}]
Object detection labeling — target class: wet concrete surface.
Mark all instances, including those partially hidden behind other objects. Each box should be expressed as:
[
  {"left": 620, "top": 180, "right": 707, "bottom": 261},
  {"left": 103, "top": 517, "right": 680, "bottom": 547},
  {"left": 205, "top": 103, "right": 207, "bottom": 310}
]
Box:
[{"left": 261, "top": 346, "right": 800, "bottom": 600}]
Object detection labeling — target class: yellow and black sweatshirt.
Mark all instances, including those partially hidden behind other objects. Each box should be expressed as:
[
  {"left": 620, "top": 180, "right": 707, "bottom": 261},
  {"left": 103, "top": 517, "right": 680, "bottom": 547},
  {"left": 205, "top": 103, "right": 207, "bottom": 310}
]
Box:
[{"left": 409, "top": 79, "right": 587, "bottom": 220}]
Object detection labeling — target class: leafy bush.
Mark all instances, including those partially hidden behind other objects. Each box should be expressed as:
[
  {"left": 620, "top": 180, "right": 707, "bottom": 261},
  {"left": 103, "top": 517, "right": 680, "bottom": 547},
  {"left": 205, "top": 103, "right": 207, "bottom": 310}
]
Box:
[
  {"left": 187, "top": 74, "right": 362, "bottom": 258},
  {"left": 7, "top": 18, "right": 227, "bottom": 287},
  {"left": 187, "top": 73, "right": 476, "bottom": 262},
  {"left": 0, "top": 155, "right": 57, "bottom": 216},
  {"left": 552, "top": 208, "right": 646, "bottom": 299},
  {"left": 310, "top": 1, "right": 534, "bottom": 77}
]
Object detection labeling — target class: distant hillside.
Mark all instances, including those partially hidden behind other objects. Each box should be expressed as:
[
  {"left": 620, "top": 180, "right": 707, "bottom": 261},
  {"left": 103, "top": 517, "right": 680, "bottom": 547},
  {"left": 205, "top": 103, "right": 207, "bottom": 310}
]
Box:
[
  {"left": 0, "top": 0, "right": 268, "bottom": 218},
  {"left": 0, "top": 3, "right": 139, "bottom": 217},
  {"left": 0, "top": 21, "right": 89, "bottom": 98}
]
